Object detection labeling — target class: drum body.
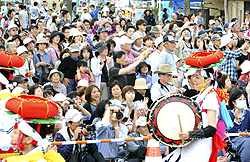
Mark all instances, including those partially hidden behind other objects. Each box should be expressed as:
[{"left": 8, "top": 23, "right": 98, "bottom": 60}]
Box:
[{"left": 147, "top": 94, "right": 202, "bottom": 147}]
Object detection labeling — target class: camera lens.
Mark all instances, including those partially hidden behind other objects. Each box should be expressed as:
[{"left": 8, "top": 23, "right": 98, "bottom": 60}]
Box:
[
  {"left": 68, "top": 99, "right": 75, "bottom": 104},
  {"left": 116, "top": 111, "right": 123, "bottom": 120}
]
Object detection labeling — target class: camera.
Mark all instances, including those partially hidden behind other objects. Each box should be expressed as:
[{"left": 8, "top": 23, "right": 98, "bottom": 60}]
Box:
[
  {"left": 122, "top": 116, "right": 128, "bottom": 122},
  {"left": 79, "top": 123, "right": 96, "bottom": 131},
  {"left": 111, "top": 110, "right": 124, "bottom": 120},
  {"left": 200, "top": 33, "right": 207, "bottom": 39},
  {"left": 68, "top": 99, "right": 75, "bottom": 104}
]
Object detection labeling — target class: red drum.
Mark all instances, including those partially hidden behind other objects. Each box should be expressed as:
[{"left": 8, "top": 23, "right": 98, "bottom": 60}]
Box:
[{"left": 147, "top": 94, "right": 202, "bottom": 147}]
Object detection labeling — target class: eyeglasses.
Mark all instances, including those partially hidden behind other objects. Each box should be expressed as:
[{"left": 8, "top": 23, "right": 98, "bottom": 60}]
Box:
[
  {"left": 11, "top": 28, "right": 18, "bottom": 32},
  {"left": 142, "top": 24, "right": 146, "bottom": 26}
]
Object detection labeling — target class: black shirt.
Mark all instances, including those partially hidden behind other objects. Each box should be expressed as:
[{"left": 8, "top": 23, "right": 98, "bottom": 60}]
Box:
[
  {"left": 134, "top": 90, "right": 153, "bottom": 108},
  {"left": 109, "top": 62, "right": 127, "bottom": 88},
  {"left": 58, "top": 56, "right": 81, "bottom": 79}
]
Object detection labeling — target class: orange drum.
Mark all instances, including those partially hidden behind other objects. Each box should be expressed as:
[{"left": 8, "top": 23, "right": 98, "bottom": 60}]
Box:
[{"left": 0, "top": 52, "right": 24, "bottom": 67}]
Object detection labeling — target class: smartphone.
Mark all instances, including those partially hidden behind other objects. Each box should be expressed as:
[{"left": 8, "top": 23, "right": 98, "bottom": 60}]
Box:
[{"left": 200, "top": 33, "right": 207, "bottom": 39}]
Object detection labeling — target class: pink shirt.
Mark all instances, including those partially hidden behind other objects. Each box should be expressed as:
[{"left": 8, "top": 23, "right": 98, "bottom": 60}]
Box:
[
  {"left": 121, "top": 49, "right": 140, "bottom": 74},
  {"left": 75, "top": 73, "right": 91, "bottom": 84},
  {"left": 48, "top": 46, "right": 60, "bottom": 64}
]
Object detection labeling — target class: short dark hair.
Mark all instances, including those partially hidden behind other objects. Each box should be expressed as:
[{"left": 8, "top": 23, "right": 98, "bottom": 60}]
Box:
[
  {"left": 136, "top": 19, "right": 147, "bottom": 30},
  {"left": 7, "top": 3, "right": 11, "bottom": 6},
  {"left": 28, "top": 84, "right": 41, "bottom": 95},
  {"left": 228, "top": 88, "right": 244, "bottom": 110},
  {"left": 114, "top": 51, "right": 125, "bottom": 63},
  {"left": 214, "top": 18, "right": 220, "bottom": 23},
  {"left": 76, "top": 60, "right": 87, "bottom": 68},
  {"left": 83, "top": 19, "right": 90, "bottom": 24},
  {"left": 90, "top": 4, "right": 95, "bottom": 8},
  {"left": 34, "top": 2, "right": 38, "bottom": 6},
  {"left": 106, "top": 2, "right": 110, "bottom": 5},
  {"left": 95, "top": 100, "right": 111, "bottom": 118},
  {"left": 0, "top": 44, "right": 5, "bottom": 50},
  {"left": 216, "top": 72, "right": 228, "bottom": 89},
  {"left": 181, "top": 15, "right": 189, "bottom": 21},
  {"left": 85, "top": 85, "right": 100, "bottom": 102},
  {"left": 19, "top": 4, "right": 24, "bottom": 10},
  {"left": 125, "top": 25, "right": 136, "bottom": 32},
  {"left": 52, "top": 3, "right": 56, "bottom": 7},
  {"left": 66, "top": 91, "right": 80, "bottom": 99},
  {"left": 62, "top": 10, "right": 69, "bottom": 17},
  {"left": 231, "top": 17, "right": 238, "bottom": 22},
  {"left": 122, "top": 85, "right": 135, "bottom": 100},
  {"left": 7, "top": 9, "right": 15, "bottom": 16},
  {"left": 62, "top": 26, "right": 70, "bottom": 33},
  {"left": 109, "top": 80, "right": 122, "bottom": 94}
]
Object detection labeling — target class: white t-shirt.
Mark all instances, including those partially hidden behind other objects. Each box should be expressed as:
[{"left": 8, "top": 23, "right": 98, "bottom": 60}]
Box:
[
  {"left": 103, "top": 6, "right": 109, "bottom": 17},
  {"left": 30, "top": 6, "right": 39, "bottom": 20},
  {"left": 81, "top": 13, "right": 92, "bottom": 20}
]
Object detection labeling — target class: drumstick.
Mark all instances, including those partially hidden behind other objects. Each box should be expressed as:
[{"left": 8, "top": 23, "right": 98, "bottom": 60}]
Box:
[{"left": 178, "top": 115, "right": 184, "bottom": 145}]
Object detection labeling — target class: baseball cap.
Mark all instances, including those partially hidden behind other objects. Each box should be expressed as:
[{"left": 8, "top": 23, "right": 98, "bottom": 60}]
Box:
[
  {"left": 12, "top": 75, "right": 28, "bottom": 84},
  {"left": 7, "top": 24, "right": 18, "bottom": 31},
  {"left": 53, "top": 93, "right": 68, "bottom": 102},
  {"left": 155, "top": 37, "right": 163, "bottom": 47},
  {"left": 211, "top": 34, "right": 221, "bottom": 41},
  {"left": 29, "top": 24, "right": 38, "bottom": 31},
  {"left": 97, "top": 27, "right": 108, "bottom": 34},
  {"left": 23, "top": 37, "right": 35, "bottom": 45},
  {"left": 131, "top": 32, "right": 143, "bottom": 43},
  {"left": 77, "top": 79, "right": 89, "bottom": 88},
  {"left": 177, "top": 6, "right": 183, "bottom": 9},
  {"left": 163, "top": 35, "right": 177, "bottom": 43},
  {"left": 120, "top": 36, "right": 133, "bottom": 45},
  {"left": 213, "top": 27, "right": 222, "bottom": 33},
  {"left": 65, "top": 109, "right": 84, "bottom": 122},
  {"left": 209, "top": 20, "right": 215, "bottom": 25},
  {"left": 117, "top": 31, "right": 126, "bottom": 37},
  {"left": 69, "top": 44, "right": 80, "bottom": 52},
  {"left": 136, "top": 117, "right": 147, "bottom": 127},
  {"left": 17, "top": 46, "right": 28, "bottom": 56}
]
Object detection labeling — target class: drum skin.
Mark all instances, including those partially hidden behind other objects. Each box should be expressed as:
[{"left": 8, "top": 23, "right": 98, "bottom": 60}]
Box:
[
  {"left": 5, "top": 95, "right": 58, "bottom": 119},
  {"left": 147, "top": 94, "right": 202, "bottom": 147},
  {"left": 185, "top": 50, "right": 223, "bottom": 67},
  {"left": 0, "top": 52, "right": 25, "bottom": 67}
]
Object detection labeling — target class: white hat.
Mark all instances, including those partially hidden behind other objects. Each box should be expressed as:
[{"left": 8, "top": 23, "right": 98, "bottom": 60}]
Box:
[
  {"left": 131, "top": 32, "right": 143, "bottom": 43},
  {"left": 173, "top": 55, "right": 181, "bottom": 63},
  {"left": 155, "top": 37, "right": 163, "bottom": 47},
  {"left": 241, "top": 60, "right": 250, "bottom": 74},
  {"left": 120, "top": 36, "right": 133, "bottom": 46},
  {"left": 7, "top": 24, "right": 18, "bottom": 31},
  {"left": 117, "top": 31, "right": 126, "bottom": 37},
  {"left": 18, "top": 120, "right": 43, "bottom": 145},
  {"left": 47, "top": 69, "right": 64, "bottom": 81},
  {"left": 184, "top": 69, "right": 197, "bottom": 78},
  {"left": 53, "top": 93, "right": 68, "bottom": 102},
  {"left": 77, "top": 79, "right": 89, "bottom": 88},
  {"left": 136, "top": 116, "right": 147, "bottom": 127},
  {"left": 83, "top": 7, "right": 88, "bottom": 10},
  {"left": 209, "top": 19, "right": 215, "bottom": 25},
  {"left": 219, "top": 35, "right": 232, "bottom": 48},
  {"left": 134, "top": 78, "right": 148, "bottom": 90},
  {"left": 17, "top": 46, "right": 28, "bottom": 56},
  {"left": 69, "top": 43, "right": 80, "bottom": 52},
  {"left": 23, "top": 37, "right": 35, "bottom": 45},
  {"left": 12, "top": 87, "right": 28, "bottom": 95},
  {"left": 65, "top": 109, "right": 84, "bottom": 122}
]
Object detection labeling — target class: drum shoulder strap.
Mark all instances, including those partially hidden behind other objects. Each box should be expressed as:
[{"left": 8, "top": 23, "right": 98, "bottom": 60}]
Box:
[{"left": 197, "top": 91, "right": 217, "bottom": 111}]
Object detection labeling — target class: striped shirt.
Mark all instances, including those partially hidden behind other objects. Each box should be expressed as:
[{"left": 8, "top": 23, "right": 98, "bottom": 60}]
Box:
[{"left": 96, "top": 121, "right": 128, "bottom": 158}]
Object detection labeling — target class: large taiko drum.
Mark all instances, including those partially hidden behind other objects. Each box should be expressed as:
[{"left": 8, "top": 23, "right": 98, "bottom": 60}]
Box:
[{"left": 147, "top": 94, "right": 202, "bottom": 147}]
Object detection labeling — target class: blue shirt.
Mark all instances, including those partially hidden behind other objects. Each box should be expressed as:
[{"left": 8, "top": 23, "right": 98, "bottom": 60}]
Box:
[
  {"left": 157, "top": 48, "right": 177, "bottom": 71},
  {"left": 136, "top": 73, "right": 152, "bottom": 87},
  {"left": 90, "top": 10, "right": 99, "bottom": 19},
  {"left": 33, "top": 50, "right": 52, "bottom": 81},
  {"left": 96, "top": 121, "right": 128, "bottom": 158}
]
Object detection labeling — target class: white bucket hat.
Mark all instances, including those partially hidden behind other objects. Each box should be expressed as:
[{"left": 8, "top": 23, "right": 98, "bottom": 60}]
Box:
[
  {"left": 219, "top": 35, "right": 232, "bottom": 48},
  {"left": 17, "top": 46, "right": 28, "bottom": 56},
  {"left": 48, "top": 69, "right": 64, "bottom": 81}
]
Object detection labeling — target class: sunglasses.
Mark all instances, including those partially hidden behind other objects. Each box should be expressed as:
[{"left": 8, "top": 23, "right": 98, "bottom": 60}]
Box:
[
  {"left": 142, "top": 24, "right": 146, "bottom": 26},
  {"left": 11, "top": 28, "right": 18, "bottom": 32}
]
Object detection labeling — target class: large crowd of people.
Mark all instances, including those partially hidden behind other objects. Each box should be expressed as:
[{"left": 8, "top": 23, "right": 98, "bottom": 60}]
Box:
[{"left": 0, "top": 1, "right": 250, "bottom": 162}]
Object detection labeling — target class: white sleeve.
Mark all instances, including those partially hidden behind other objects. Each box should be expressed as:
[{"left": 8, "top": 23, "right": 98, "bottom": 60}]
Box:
[
  {"left": 202, "top": 92, "right": 220, "bottom": 111},
  {"left": 151, "top": 85, "right": 162, "bottom": 102}
]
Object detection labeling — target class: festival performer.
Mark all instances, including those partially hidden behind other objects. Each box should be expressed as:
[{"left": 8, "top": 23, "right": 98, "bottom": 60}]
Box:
[
  {"left": 1, "top": 95, "right": 65, "bottom": 162},
  {"left": 163, "top": 50, "right": 232, "bottom": 162}
]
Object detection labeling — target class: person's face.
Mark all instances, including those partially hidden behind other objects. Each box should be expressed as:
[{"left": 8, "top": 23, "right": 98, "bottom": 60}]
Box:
[
  {"left": 84, "top": 22, "right": 90, "bottom": 30},
  {"left": 70, "top": 51, "right": 79, "bottom": 59},
  {"left": 212, "top": 39, "right": 221, "bottom": 47},
  {"left": 100, "top": 46, "right": 108, "bottom": 56},
  {"left": 118, "top": 11, "right": 122, "bottom": 16},
  {"left": 18, "top": 80, "right": 27, "bottom": 89},
  {"left": 68, "top": 119, "right": 83, "bottom": 132},
  {"left": 34, "top": 87, "right": 43, "bottom": 97},
  {"left": 126, "top": 28, "right": 135, "bottom": 38},
  {"left": 193, "top": 73, "right": 210, "bottom": 91},
  {"left": 245, "top": 43, "right": 250, "bottom": 50},
  {"left": 91, "top": 87, "right": 100, "bottom": 101},
  {"left": 183, "top": 17, "right": 189, "bottom": 24},
  {"left": 20, "top": 52, "right": 28, "bottom": 60},
  {"left": 52, "top": 35, "right": 60, "bottom": 44},
  {"left": 232, "top": 23, "right": 240, "bottom": 32},
  {"left": 154, "top": 33, "right": 160, "bottom": 38},
  {"left": 226, "top": 40, "right": 233, "bottom": 49},
  {"left": 176, "top": 61, "right": 181, "bottom": 69},
  {"left": 139, "top": 23, "right": 146, "bottom": 32},
  {"left": 158, "top": 42, "right": 164, "bottom": 51},
  {"left": 10, "top": 128, "right": 33, "bottom": 149},
  {"left": 140, "top": 65, "right": 148, "bottom": 75},
  {"left": 63, "top": 29, "right": 70, "bottom": 39},
  {"left": 38, "top": 43, "right": 47, "bottom": 51},
  {"left": 74, "top": 35, "right": 82, "bottom": 43},
  {"left": 121, "top": 43, "right": 132, "bottom": 52},
  {"left": 138, "top": 125, "right": 149, "bottom": 136},
  {"left": 196, "top": 38, "right": 201, "bottom": 47},
  {"left": 99, "top": 32, "right": 108, "bottom": 41},
  {"left": 9, "top": 27, "right": 18, "bottom": 36},
  {"left": 224, "top": 76, "right": 232, "bottom": 92},
  {"left": 146, "top": 11, "right": 150, "bottom": 15},
  {"left": 109, "top": 44, "right": 115, "bottom": 53},
  {"left": 82, "top": 49, "right": 90, "bottom": 60},
  {"left": 31, "top": 27, "right": 39, "bottom": 36},
  {"left": 112, "top": 85, "right": 122, "bottom": 98},
  {"left": 7, "top": 4, "right": 11, "bottom": 10},
  {"left": 134, "top": 38, "right": 142, "bottom": 46},
  {"left": 164, "top": 42, "right": 176, "bottom": 52},
  {"left": 38, "top": 22, "right": 44, "bottom": 30},
  {"left": 83, "top": 9, "right": 88, "bottom": 13},
  {"left": 13, "top": 38, "right": 20, "bottom": 46},
  {"left": 51, "top": 72, "right": 61, "bottom": 83},
  {"left": 10, "top": 11, "right": 15, "bottom": 19},
  {"left": 136, "top": 89, "right": 146, "bottom": 96},
  {"left": 8, "top": 44, "right": 17, "bottom": 54},
  {"left": 42, "top": 3, "right": 47, "bottom": 8},
  {"left": 125, "top": 91, "right": 135, "bottom": 101},
  {"left": 27, "top": 41, "right": 35, "bottom": 50},
  {"left": 144, "top": 39, "right": 153, "bottom": 48},
  {"left": 0, "top": 48, "right": 5, "bottom": 52},
  {"left": 233, "top": 94, "right": 246, "bottom": 107},
  {"left": 232, "top": 37, "right": 238, "bottom": 47},
  {"left": 177, "top": 8, "right": 182, "bottom": 13},
  {"left": 191, "top": 14, "right": 195, "bottom": 20},
  {"left": 79, "top": 65, "right": 87, "bottom": 73},
  {"left": 198, "top": 12, "right": 203, "bottom": 16},
  {"left": 73, "top": 95, "right": 82, "bottom": 106},
  {"left": 160, "top": 73, "right": 172, "bottom": 85},
  {"left": 113, "top": 18, "right": 119, "bottom": 23},
  {"left": 117, "top": 54, "right": 127, "bottom": 66},
  {"left": 120, "top": 20, "right": 126, "bottom": 27}
]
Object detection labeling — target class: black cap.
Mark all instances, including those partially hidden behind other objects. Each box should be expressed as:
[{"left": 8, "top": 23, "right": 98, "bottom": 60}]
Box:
[
  {"left": 43, "top": 85, "right": 59, "bottom": 94},
  {"left": 163, "top": 35, "right": 177, "bottom": 43},
  {"left": 12, "top": 75, "right": 28, "bottom": 84},
  {"left": 29, "top": 24, "right": 38, "bottom": 31},
  {"left": 50, "top": 31, "right": 65, "bottom": 43}
]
